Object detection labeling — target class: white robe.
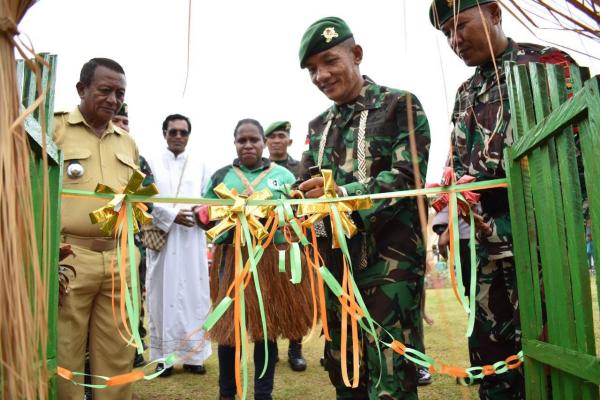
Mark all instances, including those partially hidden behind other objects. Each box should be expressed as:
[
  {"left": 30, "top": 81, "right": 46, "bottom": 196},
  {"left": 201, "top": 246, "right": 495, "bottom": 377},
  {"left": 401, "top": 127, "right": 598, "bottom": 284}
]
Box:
[{"left": 146, "top": 148, "right": 212, "bottom": 365}]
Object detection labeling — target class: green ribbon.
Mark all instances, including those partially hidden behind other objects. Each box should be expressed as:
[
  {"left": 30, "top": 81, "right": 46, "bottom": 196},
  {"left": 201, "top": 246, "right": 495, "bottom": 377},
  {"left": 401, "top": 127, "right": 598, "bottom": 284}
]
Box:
[
  {"left": 239, "top": 213, "right": 269, "bottom": 380},
  {"left": 290, "top": 242, "right": 302, "bottom": 284},
  {"left": 329, "top": 204, "right": 383, "bottom": 386},
  {"left": 203, "top": 297, "right": 233, "bottom": 331},
  {"left": 62, "top": 178, "right": 507, "bottom": 207},
  {"left": 449, "top": 191, "right": 477, "bottom": 338},
  {"left": 278, "top": 250, "right": 286, "bottom": 273}
]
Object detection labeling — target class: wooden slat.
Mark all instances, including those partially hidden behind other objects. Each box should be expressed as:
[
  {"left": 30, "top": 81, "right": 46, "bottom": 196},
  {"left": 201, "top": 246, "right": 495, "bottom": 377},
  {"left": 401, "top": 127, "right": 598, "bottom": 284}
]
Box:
[
  {"left": 511, "top": 65, "right": 545, "bottom": 329},
  {"left": 523, "top": 339, "right": 600, "bottom": 386},
  {"left": 511, "top": 87, "right": 588, "bottom": 159},
  {"left": 577, "top": 78, "right": 600, "bottom": 319},
  {"left": 526, "top": 62, "right": 579, "bottom": 398},
  {"left": 546, "top": 63, "right": 598, "bottom": 400},
  {"left": 505, "top": 149, "right": 548, "bottom": 400},
  {"left": 504, "top": 61, "right": 547, "bottom": 399},
  {"left": 17, "top": 55, "right": 60, "bottom": 164}
]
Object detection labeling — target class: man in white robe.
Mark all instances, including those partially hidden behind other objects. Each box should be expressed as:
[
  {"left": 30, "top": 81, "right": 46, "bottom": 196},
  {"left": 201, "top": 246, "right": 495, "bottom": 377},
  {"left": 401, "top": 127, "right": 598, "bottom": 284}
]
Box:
[{"left": 146, "top": 114, "right": 211, "bottom": 376}]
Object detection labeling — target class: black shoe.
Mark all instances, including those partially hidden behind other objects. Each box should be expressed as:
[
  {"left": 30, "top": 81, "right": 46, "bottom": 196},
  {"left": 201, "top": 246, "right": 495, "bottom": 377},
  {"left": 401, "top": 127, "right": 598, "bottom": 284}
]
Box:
[
  {"left": 156, "top": 363, "right": 173, "bottom": 377},
  {"left": 183, "top": 364, "right": 207, "bottom": 374},
  {"left": 288, "top": 340, "right": 307, "bottom": 372},
  {"left": 417, "top": 367, "right": 432, "bottom": 386},
  {"left": 133, "top": 353, "right": 146, "bottom": 368}
]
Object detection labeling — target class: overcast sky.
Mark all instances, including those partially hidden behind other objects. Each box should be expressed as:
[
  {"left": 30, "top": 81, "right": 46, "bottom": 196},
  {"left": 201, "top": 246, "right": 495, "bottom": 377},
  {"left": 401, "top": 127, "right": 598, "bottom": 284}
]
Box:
[{"left": 18, "top": 0, "right": 600, "bottom": 183}]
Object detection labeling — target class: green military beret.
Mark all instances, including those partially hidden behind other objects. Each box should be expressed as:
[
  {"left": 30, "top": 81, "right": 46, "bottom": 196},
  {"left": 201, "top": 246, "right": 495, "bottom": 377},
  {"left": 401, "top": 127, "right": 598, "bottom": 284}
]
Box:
[
  {"left": 429, "top": 0, "right": 497, "bottom": 29},
  {"left": 299, "top": 16, "right": 353, "bottom": 68},
  {"left": 116, "top": 102, "right": 128, "bottom": 117},
  {"left": 265, "top": 121, "right": 291, "bottom": 137}
]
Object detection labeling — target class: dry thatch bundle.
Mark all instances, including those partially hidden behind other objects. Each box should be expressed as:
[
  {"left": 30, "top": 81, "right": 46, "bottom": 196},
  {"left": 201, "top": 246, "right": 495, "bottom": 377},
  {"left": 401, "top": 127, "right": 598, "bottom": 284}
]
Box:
[
  {"left": 0, "top": 0, "right": 51, "bottom": 399},
  {"left": 501, "top": 0, "right": 599, "bottom": 42}
]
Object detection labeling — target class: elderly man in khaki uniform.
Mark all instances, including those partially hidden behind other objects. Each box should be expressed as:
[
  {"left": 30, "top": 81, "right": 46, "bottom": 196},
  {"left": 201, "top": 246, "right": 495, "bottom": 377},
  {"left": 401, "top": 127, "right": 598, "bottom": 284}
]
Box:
[{"left": 54, "top": 58, "right": 140, "bottom": 400}]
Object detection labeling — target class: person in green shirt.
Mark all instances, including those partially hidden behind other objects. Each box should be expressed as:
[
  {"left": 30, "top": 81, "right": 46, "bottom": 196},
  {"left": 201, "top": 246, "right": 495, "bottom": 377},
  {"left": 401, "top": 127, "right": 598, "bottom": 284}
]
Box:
[{"left": 198, "top": 119, "right": 312, "bottom": 400}]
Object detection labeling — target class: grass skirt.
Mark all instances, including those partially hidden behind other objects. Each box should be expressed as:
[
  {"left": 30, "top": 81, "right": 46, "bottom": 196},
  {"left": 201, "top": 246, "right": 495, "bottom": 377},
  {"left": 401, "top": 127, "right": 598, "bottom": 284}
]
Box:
[{"left": 209, "top": 244, "right": 314, "bottom": 346}]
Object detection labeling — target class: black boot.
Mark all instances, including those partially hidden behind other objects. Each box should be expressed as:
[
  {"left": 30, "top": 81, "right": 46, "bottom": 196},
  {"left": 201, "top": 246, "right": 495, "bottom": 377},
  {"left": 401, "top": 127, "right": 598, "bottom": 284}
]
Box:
[{"left": 287, "top": 339, "right": 307, "bottom": 372}]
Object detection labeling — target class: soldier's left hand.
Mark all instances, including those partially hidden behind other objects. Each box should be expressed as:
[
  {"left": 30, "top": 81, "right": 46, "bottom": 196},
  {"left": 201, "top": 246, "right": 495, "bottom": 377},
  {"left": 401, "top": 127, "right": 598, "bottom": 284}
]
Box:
[
  {"left": 298, "top": 176, "right": 342, "bottom": 198},
  {"left": 472, "top": 213, "right": 492, "bottom": 236}
]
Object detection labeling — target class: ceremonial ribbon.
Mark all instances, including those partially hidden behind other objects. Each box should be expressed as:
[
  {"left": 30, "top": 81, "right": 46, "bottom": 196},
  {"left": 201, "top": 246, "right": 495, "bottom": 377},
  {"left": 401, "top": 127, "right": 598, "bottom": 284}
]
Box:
[
  {"left": 295, "top": 170, "right": 379, "bottom": 387},
  {"left": 296, "top": 170, "right": 372, "bottom": 248},
  {"left": 202, "top": 183, "right": 277, "bottom": 397},
  {"left": 61, "top": 176, "right": 512, "bottom": 397},
  {"left": 426, "top": 167, "right": 481, "bottom": 337},
  {"left": 88, "top": 170, "right": 158, "bottom": 354},
  {"left": 205, "top": 184, "right": 272, "bottom": 243}
]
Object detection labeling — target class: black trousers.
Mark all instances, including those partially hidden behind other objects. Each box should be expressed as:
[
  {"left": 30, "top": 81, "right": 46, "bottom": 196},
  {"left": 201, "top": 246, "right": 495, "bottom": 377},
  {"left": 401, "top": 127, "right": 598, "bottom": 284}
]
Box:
[{"left": 218, "top": 341, "right": 278, "bottom": 400}]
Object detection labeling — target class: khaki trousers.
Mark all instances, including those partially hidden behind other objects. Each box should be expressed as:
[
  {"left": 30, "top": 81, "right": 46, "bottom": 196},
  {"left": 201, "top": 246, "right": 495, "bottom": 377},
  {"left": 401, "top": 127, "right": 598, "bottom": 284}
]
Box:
[{"left": 58, "top": 242, "right": 139, "bottom": 400}]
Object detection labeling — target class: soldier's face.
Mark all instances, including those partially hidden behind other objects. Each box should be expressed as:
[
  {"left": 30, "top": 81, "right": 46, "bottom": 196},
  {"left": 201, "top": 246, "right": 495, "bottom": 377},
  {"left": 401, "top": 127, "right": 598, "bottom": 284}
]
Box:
[
  {"left": 77, "top": 66, "right": 126, "bottom": 124},
  {"left": 235, "top": 123, "right": 264, "bottom": 169},
  {"left": 112, "top": 115, "right": 129, "bottom": 132},
  {"left": 441, "top": 5, "right": 500, "bottom": 66},
  {"left": 266, "top": 131, "right": 292, "bottom": 159},
  {"left": 163, "top": 119, "right": 190, "bottom": 155},
  {"left": 305, "top": 43, "right": 363, "bottom": 105}
]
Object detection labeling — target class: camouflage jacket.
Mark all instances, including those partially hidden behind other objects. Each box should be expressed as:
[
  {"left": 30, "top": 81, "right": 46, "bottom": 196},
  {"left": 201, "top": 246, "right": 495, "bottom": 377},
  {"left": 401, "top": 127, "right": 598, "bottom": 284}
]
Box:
[
  {"left": 135, "top": 155, "right": 155, "bottom": 253},
  {"left": 300, "top": 76, "right": 431, "bottom": 283},
  {"left": 450, "top": 39, "right": 574, "bottom": 260},
  {"left": 273, "top": 155, "right": 302, "bottom": 178}
]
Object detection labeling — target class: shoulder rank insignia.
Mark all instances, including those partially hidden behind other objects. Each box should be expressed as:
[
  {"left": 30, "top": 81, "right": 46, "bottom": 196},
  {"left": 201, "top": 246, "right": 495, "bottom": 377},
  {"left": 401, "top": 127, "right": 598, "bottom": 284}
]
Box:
[{"left": 321, "top": 27, "right": 339, "bottom": 43}]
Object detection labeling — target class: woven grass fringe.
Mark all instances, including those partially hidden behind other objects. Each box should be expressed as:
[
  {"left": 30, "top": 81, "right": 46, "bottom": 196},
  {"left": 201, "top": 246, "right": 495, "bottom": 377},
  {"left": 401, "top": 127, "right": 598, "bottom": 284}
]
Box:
[
  {"left": 0, "top": 1, "right": 50, "bottom": 399},
  {"left": 210, "top": 244, "right": 314, "bottom": 346}
]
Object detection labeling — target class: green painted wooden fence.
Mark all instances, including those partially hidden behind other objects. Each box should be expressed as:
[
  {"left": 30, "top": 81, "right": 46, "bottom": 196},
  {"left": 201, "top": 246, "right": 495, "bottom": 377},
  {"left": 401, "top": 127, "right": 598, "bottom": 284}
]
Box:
[
  {"left": 16, "top": 53, "right": 61, "bottom": 400},
  {"left": 506, "top": 60, "right": 600, "bottom": 398}
]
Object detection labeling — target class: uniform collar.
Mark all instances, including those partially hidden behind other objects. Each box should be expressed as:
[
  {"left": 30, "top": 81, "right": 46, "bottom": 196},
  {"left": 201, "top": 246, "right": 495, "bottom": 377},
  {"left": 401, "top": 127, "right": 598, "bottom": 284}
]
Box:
[
  {"left": 233, "top": 157, "right": 271, "bottom": 172},
  {"left": 68, "top": 107, "right": 123, "bottom": 135},
  {"left": 274, "top": 155, "right": 298, "bottom": 165},
  {"left": 325, "top": 75, "right": 384, "bottom": 126},
  {"left": 476, "top": 38, "right": 518, "bottom": 80}
]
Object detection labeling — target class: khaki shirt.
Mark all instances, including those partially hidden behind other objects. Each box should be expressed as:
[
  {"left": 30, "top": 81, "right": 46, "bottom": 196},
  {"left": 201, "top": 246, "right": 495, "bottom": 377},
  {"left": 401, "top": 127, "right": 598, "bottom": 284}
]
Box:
[{"left": 53, "top": 107, "right": 139, "bottom": 237}]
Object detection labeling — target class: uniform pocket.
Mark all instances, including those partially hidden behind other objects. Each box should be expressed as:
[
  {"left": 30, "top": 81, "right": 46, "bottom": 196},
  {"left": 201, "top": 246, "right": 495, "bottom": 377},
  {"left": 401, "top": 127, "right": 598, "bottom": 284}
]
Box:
[
  {"left": 115, "top": 152, "right": 138, "bottom": 185},
  {"left": 63, "top": 148, "right": 92, "bottom": 185}
]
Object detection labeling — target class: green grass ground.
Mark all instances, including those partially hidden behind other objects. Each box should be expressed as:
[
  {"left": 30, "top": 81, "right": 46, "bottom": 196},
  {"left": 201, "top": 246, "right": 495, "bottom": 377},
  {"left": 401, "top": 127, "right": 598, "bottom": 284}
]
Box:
[
  {"left": 132, "top": 277, "right": 600, "bottom": 399},
  {"left": 132, "top": 287, "right": 481, "bottom": 400}
]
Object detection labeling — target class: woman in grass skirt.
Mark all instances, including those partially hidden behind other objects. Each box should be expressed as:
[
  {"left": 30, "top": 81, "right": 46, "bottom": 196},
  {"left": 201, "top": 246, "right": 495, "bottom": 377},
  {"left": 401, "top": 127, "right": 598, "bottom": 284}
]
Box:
[{"left": 197, "top": 119, "right": 312, "bottom": 400}]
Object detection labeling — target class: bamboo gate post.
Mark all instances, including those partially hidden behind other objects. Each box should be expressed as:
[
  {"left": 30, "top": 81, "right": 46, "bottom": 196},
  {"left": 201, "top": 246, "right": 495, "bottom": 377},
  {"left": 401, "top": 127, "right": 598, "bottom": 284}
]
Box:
[
  {"left": 16, "top": 53, "right": 61, "bottom": 400},
  {"left": 506, "top": 61, "right": 600, "bottom": 398}
]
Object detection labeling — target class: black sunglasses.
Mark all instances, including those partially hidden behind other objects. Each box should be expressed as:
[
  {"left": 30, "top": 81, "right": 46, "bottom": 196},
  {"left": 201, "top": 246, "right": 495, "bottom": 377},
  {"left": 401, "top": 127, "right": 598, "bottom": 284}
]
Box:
[{"left": 166, "top": 128, "right": 190, "bottom": 138}]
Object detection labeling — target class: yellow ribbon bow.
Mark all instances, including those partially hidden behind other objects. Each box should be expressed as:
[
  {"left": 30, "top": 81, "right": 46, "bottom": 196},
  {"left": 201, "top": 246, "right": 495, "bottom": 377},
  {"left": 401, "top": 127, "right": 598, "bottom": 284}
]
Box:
[
  {"left": 296, "top": 170, "right": 372, "bottom": 248},
  {"left": 89, "top": 170, "right": 158, "bottom": 235},
  {"left": 206, "top": 183, "right": 273, "bottom": 243}
]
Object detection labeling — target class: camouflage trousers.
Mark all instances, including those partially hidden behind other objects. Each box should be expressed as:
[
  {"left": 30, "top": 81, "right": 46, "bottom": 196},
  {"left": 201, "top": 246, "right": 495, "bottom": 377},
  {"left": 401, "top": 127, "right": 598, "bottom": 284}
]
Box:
[
  {"left": 323, "top": 268, "right": 423, "bottom": 400},
  {"left": 469, "top": 257, "right": 524, "bottom": 400}
]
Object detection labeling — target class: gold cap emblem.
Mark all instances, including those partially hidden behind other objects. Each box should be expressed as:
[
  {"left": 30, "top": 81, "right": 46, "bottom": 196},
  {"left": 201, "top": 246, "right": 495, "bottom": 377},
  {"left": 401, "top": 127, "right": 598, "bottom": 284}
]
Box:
[
  {"left": 321, "top": 27, "right": 339, "bottom": 43},
  {"left": 446, "top": 0, "right": 454, "bottom": 6}
]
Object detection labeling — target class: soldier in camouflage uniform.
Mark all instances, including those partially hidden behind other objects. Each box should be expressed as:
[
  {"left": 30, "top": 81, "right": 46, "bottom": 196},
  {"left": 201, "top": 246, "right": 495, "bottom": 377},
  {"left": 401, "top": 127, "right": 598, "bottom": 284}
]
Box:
[
  {"left": 430, "top": 1, "right": 575, "bottom": 399},
  {"left": 265, "top": 121, "right": 302, "bottom": 178},
  {"left": 297, "top": 17, "right": 431, "bottom": 399}
]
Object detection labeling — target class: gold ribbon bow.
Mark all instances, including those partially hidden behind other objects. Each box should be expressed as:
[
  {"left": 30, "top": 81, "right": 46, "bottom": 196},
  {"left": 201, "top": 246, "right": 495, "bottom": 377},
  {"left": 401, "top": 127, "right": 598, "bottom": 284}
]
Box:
[
  {"left": 89, "top": 170, "right": 158, "bottom": 234},
  {"left": 296, "top": 170, "right": 372, "bottom": 248},
  {"left": 206, "top": 183, "right": 273, "bottom": 243}
]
